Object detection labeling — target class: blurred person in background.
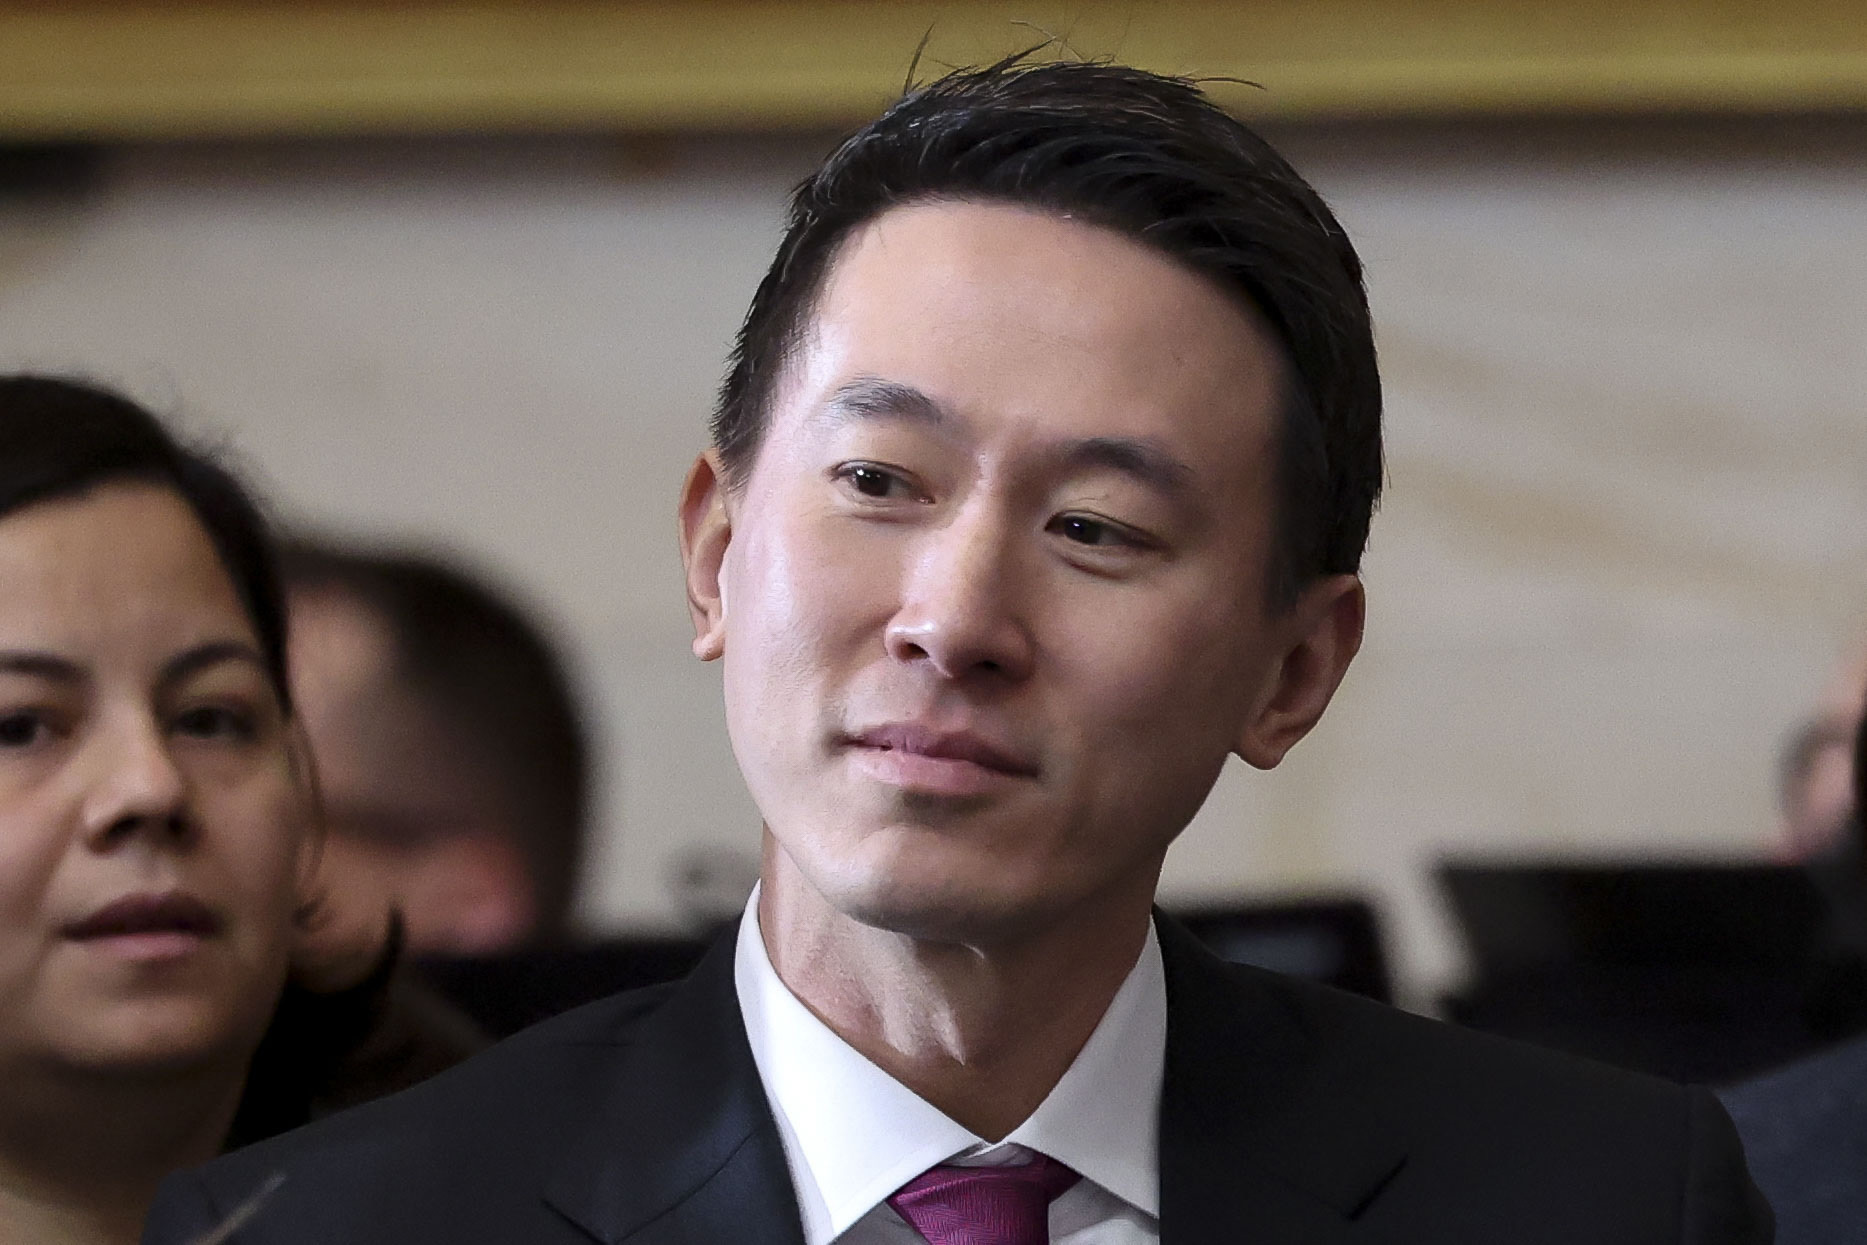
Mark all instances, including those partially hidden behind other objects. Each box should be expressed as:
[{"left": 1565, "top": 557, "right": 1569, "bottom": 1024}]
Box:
[
  {"left": 279, "top": 542, "right": 591, "bottom": 956},
  {"left": 0, "top": 376, "right": 475, "bottom": 1245},
  {"left": 1724, "top": 678, "right": 1867, "bottom": 1244},
  {"left": 1775, "top": 633, "right": 1867, "bottom": 1042},
  {"left": 1776, "top": 634, "right": 1867, "bottom": 862}
]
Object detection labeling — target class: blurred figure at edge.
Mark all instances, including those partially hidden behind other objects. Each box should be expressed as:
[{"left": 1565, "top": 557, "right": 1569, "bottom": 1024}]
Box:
[
  {"left": 1725, "top": 678, "right": 1867, "bottom": 1244},
  {"left": 279, "top": 543, "right": 590, "bottom": 955},
  {"left": 1777, "top": 634, "right": 1867, "bottom": 862}
]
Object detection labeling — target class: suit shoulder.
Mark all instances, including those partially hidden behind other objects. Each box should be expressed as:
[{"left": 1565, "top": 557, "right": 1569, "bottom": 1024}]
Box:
[
  {"left": 1221, "top": 959, "right": 1694, "bottom": 1119},
  {"left": 191, "top": 980, "right": 678, "bottom": 1194},
  {"left": 1720, "top": 1033, "right": 1867, "bottom": 1237},
  {"left": 1204, "top": 967, "right": 1768, "bottom": 1239},
  {"left": 1723, "top": 1030, "right": 1867, "bottom": 1133}
]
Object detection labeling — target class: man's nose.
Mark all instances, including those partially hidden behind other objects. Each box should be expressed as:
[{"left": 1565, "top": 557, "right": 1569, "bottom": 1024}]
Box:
[
  {"left": 884, "top": 507, "right": 1036, "bottom": 682},
  {"left": 80, "top": 715, "right": 192, "bottom": 850}
]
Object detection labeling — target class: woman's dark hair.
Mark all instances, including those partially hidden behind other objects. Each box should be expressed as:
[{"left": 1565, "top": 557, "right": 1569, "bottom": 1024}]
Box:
[
  {"left": 0, "top": 374, "right": 292, "bottom": 709},
  {"left": 713, "top": 57, "right": 1382, "bottom": 607}
]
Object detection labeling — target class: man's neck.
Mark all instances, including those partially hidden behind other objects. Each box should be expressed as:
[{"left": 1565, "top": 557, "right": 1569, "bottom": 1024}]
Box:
[
  {"left": 757, "top": 841, "right": 1157, "bottom": 1141},
  {"left": 0, "top": 1056, "right": 245, "bottom": 1245}
]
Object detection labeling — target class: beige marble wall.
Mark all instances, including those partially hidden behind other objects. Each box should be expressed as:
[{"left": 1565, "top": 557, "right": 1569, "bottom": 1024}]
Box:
[{"left": 1, "top": 121, "right": 1861, "bottom": 997}]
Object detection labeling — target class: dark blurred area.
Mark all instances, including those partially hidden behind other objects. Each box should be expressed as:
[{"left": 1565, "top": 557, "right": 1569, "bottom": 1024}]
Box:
[
  {"left": 1438, "top": 862, "right": 1862, "bottom": 1083},
  {"left": 418, "top": 938, "right": 713, "bottom": 1037},
  {"left": 1173, "top": 898, "right": 1394, "bottom": 1005},
  {"left": 0, "top": 143, "right": 101, "bottom": 199}
]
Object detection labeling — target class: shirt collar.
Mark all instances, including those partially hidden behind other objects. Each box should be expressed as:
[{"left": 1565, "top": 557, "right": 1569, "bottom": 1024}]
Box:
[{"left": 734, "top": 889, "right": 1164, "bottom": 1243}]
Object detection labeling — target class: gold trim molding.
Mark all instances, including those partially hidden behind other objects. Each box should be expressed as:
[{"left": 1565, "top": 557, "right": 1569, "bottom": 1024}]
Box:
[{"left": 4, "top": 1, "right": 1867, "bottom": 140}]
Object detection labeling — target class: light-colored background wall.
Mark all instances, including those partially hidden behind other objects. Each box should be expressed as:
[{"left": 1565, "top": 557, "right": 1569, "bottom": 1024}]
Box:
[{"left": 2, "top": 119, "right": 1863, "bottom": 999}]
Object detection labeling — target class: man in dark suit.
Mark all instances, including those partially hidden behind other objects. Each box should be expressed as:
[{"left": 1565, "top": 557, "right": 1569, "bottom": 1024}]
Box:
[{"left": 144, "top": 59, "right": 1770, "bottom": 1244}]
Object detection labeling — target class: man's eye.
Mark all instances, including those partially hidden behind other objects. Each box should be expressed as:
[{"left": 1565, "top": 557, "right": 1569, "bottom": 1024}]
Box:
[
  {"left": 0, "top": 712, "right": 48, "bottom": 749},
  {"left": 835, "top": 463, "right": 915, "bottom": 500},
  {"left": 1049, "top": 513, "right": 1137, "bottom": 548},
  {"left": 172, "top": 705, "right": 256, "bottom": 742}
]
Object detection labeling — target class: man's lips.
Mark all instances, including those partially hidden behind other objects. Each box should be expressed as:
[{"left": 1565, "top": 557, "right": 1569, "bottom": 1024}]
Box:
[
  {"left": 843, "top": 723, "right": 1040, "bottom": 778},
  {"left": 63, "top": 892, "right": 223, "bottom": 941}
]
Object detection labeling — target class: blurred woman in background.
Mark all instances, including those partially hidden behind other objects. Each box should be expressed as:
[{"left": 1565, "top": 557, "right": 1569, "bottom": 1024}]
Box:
[{"left": 0, "top": 376, "right": 475, "bottom": 1245}]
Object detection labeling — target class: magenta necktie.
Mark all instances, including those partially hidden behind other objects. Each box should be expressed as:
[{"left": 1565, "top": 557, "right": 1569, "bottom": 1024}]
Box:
[{"left": 885, "top": 1153, "right": 1081, "bottom": 1245}]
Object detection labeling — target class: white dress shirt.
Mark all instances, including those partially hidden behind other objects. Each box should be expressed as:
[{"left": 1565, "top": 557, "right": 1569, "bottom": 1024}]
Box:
[{"left": 734, "top": 891, "right": 1164, "bottom": 1245}]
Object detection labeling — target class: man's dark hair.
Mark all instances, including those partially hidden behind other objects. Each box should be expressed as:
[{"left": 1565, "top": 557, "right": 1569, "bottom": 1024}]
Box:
[
  {"left": 280, "top": 542, "right": 591, "bottom": 942},
  {"left": 713, "top": 57, "right": 1382, "bottom": 605},
  {"left": 0, "top": 374, "right": 292, "bottom": 706}
]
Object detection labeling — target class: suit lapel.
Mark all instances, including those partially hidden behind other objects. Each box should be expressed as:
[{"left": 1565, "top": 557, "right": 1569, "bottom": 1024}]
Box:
[
  {"left": 539, "top": 911, "right": 1412, "bottom": 1243},
  {"left": 543, "top": 933, "right": 806, "bottom": 1245},
  {"left": 1157, "top": 914, "right": 1409, "bottom": 1244}
]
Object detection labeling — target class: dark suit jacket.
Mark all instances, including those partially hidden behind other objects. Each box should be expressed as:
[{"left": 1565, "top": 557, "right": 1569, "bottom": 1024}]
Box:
[
  {"left": 1720, "top": 1033, "right": 1867, "bottom": 1245},
  {"left": 144, "top": 916, "right": 1771, "bottom": 1244}
]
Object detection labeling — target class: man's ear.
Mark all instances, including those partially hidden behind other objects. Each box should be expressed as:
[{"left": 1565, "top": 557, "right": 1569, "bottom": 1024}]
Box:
[
  {"left": 1234, "top": 574, "right": 1365, "bottom": 770},
  {"left": 678, "top": 450, "right": 732, "bottom": 662}
]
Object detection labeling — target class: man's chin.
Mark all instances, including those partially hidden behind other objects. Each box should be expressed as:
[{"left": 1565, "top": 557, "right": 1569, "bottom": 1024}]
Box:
[
  {"left": 826, "top": 872, "right": 1059, "bottom": 947},
  {"left": 769, "top": 820, "right": 1076, "bottom": 944}
]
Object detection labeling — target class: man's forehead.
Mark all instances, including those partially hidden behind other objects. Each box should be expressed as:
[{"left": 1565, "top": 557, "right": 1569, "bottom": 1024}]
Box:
[
  {"left": 793, "top": 202, "right": 1283, "bottom": 430},
  {"left": 817, "top": 199, "right": 1284, "bottom": 380},
  {"left": 844, "top": 203, "right": 1267, "bottom": 352}
]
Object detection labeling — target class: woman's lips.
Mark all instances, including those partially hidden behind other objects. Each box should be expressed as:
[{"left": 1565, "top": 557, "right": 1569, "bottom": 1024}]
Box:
[{"left": 62, "top": 892, "right": 223, "bottom": 960}]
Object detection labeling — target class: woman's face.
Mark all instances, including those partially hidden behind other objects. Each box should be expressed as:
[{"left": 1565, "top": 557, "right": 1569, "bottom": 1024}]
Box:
[{"left": 0, "top": 482, "right": 307, "bottom": 1076}]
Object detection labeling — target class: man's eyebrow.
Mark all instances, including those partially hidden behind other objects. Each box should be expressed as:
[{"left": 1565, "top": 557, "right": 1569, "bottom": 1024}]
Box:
[
  {"left": 0, "top": 651, "right": 83, "bottom": 682},
  {"left": 1059, "top": 436, "right": 1199, "bottom": 500},
  {"left": 159, "top": 641, "right": 268, "bottom": 690},
  {"left": 815, "top": 376, "right": 950, "bottom": 428},
  {"left": 812, "top": 378, "right": 1200, "bottom": 498}
]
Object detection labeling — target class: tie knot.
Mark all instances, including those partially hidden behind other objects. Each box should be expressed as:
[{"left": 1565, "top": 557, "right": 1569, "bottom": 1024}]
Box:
[{"left": 886, "top": 1153, "right": 1081, "bottom": 1245}]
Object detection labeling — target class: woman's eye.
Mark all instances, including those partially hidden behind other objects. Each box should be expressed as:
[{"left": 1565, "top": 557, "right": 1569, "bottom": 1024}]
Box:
[
  {"left": 172, "top": 705, "right": 256, "bottom": 743},
  {"left": 0, "top": 711, "right": 47, "bottom": 749}
]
